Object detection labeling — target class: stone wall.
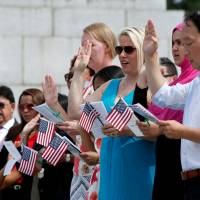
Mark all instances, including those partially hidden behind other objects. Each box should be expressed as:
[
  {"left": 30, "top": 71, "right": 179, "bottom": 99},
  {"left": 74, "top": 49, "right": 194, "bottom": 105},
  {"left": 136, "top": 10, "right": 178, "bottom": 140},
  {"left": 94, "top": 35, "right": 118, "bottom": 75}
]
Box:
[{"left": 0, "top": 0, "right": 184, "bottom": 101}]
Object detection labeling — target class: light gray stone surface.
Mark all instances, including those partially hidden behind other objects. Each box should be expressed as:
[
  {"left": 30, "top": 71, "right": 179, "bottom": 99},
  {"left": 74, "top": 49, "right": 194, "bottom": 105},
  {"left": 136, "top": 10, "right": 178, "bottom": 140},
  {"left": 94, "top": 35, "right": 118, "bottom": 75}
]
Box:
[{"left": 0, "top": 0, "right": 184, "bottom": 115}]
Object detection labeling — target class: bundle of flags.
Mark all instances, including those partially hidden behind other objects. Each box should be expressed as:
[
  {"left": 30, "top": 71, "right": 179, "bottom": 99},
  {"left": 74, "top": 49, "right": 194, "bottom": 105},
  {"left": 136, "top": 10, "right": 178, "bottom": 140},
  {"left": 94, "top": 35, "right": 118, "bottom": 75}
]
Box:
[
  {"left": 79, "top": 102, "right": 100, "bottom": 133},
  {"left": 106, "top": 98, "right": 133, "bottom": 131}
]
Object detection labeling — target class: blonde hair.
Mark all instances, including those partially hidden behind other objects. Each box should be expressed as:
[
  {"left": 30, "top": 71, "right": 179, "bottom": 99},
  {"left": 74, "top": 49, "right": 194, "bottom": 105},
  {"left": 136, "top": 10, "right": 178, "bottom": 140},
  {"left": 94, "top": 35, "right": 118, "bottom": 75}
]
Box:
[
  {"left": 83, "top": 22, "right": 117, "bottom": 59},
  {"left": 119, "top": 27, "right": 145, "bottom": 70}
]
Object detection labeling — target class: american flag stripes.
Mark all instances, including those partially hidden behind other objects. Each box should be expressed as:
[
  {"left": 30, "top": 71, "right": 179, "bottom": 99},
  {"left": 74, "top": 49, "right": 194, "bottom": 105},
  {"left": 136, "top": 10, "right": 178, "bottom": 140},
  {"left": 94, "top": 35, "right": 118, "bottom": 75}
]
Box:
[
  {"left": 106, "top": 98, "right": 133, "bottom": 131},
  {"left": 42, "top": 133, "right": 68, "bottom": 166},
  {"left": 79, "top": 102, "right": 100, "bottom": 133},
  {"left": 37, "top": 118, "right": 55, "bottom": 147},
  {"left": 18, "top": 145, "right": 38, "bottom": 176}
]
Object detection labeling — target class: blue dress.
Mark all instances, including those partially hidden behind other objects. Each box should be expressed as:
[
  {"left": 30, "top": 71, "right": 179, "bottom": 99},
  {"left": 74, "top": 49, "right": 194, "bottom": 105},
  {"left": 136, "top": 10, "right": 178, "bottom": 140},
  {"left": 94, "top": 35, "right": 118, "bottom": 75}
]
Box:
[{"left": 99, "top": 79, "right": 155, "bottom": 200}]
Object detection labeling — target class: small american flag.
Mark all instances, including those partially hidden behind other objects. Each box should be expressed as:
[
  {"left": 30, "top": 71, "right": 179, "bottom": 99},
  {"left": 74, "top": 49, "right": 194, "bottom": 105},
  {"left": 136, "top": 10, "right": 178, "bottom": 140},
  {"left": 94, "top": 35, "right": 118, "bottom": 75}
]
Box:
[
  {"left": 37, "top": 118, "right": 55, "bottom": 147},
  {"left": 42, "top": 133, "right": 68, "bottom": 166},
  {"left": 79, "top": 102, "right": 100, "bottom": 133},
  {"left": 18, "top": 145, "right": 38, "bottom": 176},
  {"left": 106, "top": 98, "right": 133, "bottom": 131}
]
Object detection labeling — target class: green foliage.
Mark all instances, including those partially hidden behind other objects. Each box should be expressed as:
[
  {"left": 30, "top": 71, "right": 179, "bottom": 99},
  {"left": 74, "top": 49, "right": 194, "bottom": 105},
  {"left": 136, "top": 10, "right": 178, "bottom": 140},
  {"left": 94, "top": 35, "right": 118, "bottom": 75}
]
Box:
[{"left": 167, "top": 0, "right": 200, "bottom": 10}]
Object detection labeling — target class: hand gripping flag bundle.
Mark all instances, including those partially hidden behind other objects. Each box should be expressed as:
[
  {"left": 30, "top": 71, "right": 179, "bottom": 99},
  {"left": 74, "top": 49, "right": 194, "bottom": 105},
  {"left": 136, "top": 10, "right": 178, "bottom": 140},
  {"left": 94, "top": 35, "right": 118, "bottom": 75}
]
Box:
[
  {"left": 42, "top": 133, "right": 68, "bottom": 166},
  {"left": 106, "top": 98, "right": 133, "bottom": 131},
  {"left": 18, "top": 145, "right": 38, "bottom": 176},
  {"left": 37, "top": 118, "right": 55, "bottom": 147},
  {"left": 79, "top": 102, "right": 100, "bottom": 133}
]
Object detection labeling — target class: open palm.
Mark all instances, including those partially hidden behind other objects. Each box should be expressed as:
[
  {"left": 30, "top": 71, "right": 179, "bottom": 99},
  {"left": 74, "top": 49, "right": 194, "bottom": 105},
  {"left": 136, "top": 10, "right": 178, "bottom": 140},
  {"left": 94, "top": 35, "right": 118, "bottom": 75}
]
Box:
[
  {"left": 74, "top": 40, "right": 92, "bottom": 72},
  {"left": 143, "top": 20, "right": 158, "bottom": 57},
  {"left": 42, "top": 74, "right": 58, "bottom": 106}
]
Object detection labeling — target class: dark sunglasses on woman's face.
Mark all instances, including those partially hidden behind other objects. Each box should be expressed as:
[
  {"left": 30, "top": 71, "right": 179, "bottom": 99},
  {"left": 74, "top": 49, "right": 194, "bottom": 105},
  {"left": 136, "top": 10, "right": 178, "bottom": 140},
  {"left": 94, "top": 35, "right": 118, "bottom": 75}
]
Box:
[
  {"left": 18, "top": 103, "right": 34, "bottom": 111},
  {"left": 115, "top": 46, "right": 136, "bottom": 55}
]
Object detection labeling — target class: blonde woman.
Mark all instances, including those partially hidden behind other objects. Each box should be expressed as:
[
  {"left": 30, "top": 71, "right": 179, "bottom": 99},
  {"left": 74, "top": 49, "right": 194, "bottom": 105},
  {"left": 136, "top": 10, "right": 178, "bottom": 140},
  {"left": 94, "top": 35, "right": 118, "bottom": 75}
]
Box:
[{"left": 82, "top": 27, "right": 156, "bottom": 200}]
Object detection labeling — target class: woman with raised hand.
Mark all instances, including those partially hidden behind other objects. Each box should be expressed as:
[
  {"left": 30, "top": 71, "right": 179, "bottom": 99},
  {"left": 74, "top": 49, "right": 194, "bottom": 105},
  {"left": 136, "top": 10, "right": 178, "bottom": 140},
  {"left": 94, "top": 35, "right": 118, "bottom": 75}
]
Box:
[
  {"left": 68, "top": 22, "right": 118, "bottom": 119},
  {"left": 82, "top": 26, "right": 155, "bottom": 200},
  {"left": 68, "top": 23, "right": 121, "bottom": 200}
]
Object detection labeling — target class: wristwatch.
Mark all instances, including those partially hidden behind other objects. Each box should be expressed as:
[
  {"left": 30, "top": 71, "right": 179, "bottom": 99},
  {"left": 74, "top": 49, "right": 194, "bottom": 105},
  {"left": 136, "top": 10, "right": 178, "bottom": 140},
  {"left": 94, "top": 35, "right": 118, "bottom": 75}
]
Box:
[{"left": 65, "top": 154, "right": 71, "bottom": 162}]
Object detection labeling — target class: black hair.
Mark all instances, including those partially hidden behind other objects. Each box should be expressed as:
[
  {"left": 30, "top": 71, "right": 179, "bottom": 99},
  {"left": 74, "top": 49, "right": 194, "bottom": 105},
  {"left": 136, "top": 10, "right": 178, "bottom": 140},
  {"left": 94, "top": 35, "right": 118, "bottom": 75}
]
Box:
[
  {"left": 87, "top": 66, "right": 95, "bottom": 76},
  {"left": 58, "top": 93, "right": 68, "bottom": 112},
  {"left": 184, "top": 11, "right": 200, "bottom": 32},
  {"left": 18, "top": 88, "right": 45, "bottom": 126},
  {"left": 7, "top": 88, "right": 44, "bottom": 141},
  {"left": 159, "top": 57, "right": 178, "bottom": 76},
  {"left": 0, "top": 85, "right": 15, "bottom": 103},
  {"left": 92, "top": 66, "right": 124, "bottom": 90}
]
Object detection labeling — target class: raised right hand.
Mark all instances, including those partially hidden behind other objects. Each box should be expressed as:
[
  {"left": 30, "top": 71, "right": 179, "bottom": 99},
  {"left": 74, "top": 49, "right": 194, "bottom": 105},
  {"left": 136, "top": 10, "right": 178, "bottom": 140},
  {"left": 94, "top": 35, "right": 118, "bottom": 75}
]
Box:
[
  {"left": 42, "top": 74, "right": 58, "bottom": 107},
  {"left": 143, "top": 20, "right": 158, "bottom": 58},
  {"left": 73, "top": 40, "right": 92, "bottom": 72}
]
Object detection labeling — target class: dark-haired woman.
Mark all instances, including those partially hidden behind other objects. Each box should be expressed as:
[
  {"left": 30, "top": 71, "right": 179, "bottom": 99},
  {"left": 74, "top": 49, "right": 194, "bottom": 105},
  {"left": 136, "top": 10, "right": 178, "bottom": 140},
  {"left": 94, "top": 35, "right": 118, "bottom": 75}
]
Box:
[{"left": 0, "top": 88, "right": 44, "bottom": 200}]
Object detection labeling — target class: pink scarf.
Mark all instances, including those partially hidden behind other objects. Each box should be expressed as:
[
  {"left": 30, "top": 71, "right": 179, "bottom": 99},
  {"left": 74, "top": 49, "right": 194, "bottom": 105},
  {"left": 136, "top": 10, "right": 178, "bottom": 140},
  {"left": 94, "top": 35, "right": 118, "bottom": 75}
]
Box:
[{"left": 148, "top": 23, "right": 199, "bottom": 122}]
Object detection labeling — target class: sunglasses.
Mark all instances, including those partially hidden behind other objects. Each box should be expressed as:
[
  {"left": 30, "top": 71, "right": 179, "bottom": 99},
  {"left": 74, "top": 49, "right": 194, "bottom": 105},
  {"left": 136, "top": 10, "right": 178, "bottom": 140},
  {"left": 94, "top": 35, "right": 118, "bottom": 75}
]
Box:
[
  {"left": 18, "top": 103, "right": 34, "bottom": 111},
  {"left": 115, "top": 46, "right": 136, "bottom": 55},
  {"left": 0, "top": 102, "right": 5, "bottom": 109}
]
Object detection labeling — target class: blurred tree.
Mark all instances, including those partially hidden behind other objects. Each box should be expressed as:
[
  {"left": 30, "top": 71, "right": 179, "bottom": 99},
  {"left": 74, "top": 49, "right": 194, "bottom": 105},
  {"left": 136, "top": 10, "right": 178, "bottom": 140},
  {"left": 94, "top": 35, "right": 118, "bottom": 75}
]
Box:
[{"left": 167, "top": 0, "right": 200, "bottom": 10}]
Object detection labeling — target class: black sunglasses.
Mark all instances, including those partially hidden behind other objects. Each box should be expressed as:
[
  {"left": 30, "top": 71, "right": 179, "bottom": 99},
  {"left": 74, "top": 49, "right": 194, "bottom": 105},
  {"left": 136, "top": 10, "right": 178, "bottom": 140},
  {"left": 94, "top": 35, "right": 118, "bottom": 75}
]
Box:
[
  {"left": 115, "top": 46, "right": 136, "bottom": 55},
  {"left": 0, "top": 102, "right": 5, "bottom": 109},
  {"left": 18, "top": 103, "right": 34, "bottom": 111}
]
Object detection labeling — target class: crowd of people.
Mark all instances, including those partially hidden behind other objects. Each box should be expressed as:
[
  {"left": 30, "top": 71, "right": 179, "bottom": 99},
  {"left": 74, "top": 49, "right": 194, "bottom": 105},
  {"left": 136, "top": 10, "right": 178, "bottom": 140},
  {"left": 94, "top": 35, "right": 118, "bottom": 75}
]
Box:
[{"left": 0, "top": 11, "right": 200, "bottom": 200}]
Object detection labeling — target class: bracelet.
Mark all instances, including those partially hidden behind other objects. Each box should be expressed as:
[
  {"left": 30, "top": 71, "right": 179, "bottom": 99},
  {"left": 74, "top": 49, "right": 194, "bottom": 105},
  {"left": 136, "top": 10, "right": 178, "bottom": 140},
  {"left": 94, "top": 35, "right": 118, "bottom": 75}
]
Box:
[
  {"left": 53, "top": 111, "right": 60, "bottom": 117},
  {"left": 49, "top": 107, "right": 63, "bottom": 121}
]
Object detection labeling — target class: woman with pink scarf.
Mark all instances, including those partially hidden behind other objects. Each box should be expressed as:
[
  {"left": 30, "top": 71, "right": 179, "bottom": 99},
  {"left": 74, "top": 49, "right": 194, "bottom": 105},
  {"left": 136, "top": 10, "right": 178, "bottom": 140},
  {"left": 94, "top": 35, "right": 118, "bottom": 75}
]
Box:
[{"left": 139, "top": 23, "right": 198, "bottom": 200}]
